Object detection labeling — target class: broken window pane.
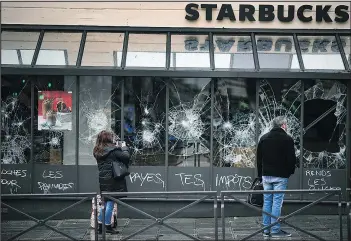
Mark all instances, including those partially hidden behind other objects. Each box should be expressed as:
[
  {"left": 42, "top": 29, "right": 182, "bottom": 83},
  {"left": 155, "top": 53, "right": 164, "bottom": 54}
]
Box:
[
  {"left": 303, "top": 79, "right": 347, "bottom": 169},
  {"left": 171, "top": 35, "right": 210, "bottom": 69},
  {"left": 340, "top": 35, "right": 351, "bottom": 68},
  {"left": 259, "top": 79, "right": 302, "bottom": 161},
  {"left": 213, "top": 78, "right": 256, "bottom": 167},
  {"left": 33, "top": 76, "right": 77, "bottom": 165},
  {"left": 126, "top": 34, "right": 166, "bottom": 68},
  {"left": 1, "top": 76, "right": 31, "bottom": 164},
  {"left": 214, "top": 35, "right": 255, "bottom": 69},
  {"left": 256, "top": 36, "right": 300, "bottom": 69},
  {"left": 1, "top": 31, "right": 39, "bottom": 65},
  {"left": 297, "top": 36, "right": 345, "bottom": 70},
  {"left": 78, "top": 76, "right": 122, "bottom": 165},
  {"left": 168, "top": 78, "right": 211, "bottom": 167},
  {"left": 37, "top": 32, "right": 82, "bottom": 66},
  {"left": 124, "top": 77, "right": 166, "bottom": 166},
  {"left": 81, "top": 32, "right": 124, "bottom": 67}
]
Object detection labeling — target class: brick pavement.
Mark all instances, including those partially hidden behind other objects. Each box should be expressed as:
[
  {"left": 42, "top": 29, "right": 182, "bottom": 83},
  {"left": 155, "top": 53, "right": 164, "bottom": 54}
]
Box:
[{"left": 1, "top": 215, "right": 347, "bottom": 240}]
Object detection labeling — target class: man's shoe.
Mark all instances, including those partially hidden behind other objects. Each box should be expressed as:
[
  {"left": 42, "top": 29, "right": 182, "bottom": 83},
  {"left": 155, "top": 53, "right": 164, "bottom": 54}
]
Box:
[
  {"left": 271, "top": 230, "right": 292, "bottom": 239},
  {"left": 263, "top": 232, "right": 270, "bottom": 238},
  {"left": 105, "top": 224, "right": 119, "bottom": 234}
]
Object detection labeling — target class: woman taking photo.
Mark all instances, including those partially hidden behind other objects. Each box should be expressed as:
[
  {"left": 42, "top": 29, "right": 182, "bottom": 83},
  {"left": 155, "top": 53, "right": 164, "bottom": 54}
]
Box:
[{"left": 93, "top": 130, "right": 130, "bottom": 234}]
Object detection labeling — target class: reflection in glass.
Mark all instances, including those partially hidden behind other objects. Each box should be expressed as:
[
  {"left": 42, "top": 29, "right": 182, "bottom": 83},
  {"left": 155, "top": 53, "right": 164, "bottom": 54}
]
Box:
[
  {"left": 126, "top": 34, "right": 166, "bottom": 68},
  {"left": 168, "top": 78, "right": 211, "bottom": 167},
  {"left": 256, "top": 36, "right": 299, "bottom": 69},
  {"left": 1, "top": 76, "right": 31, "bottom": 164},
  {"left": 340, "top": 36, "right": 350, "bottom": 68},
  {"left": 79, "top": 76, "right": 122, "bottom": 165},
  {"left": 213, "top": 78, "right": 256, "bottom": 167},
  {"left": 1, "top": 31, "right": 39, "bottom": 65},
  {"left": 124, "top": 77, "right": 166, "bottom": 166},
  {"left": 214, "top": 36, "right": 255, "bottom": 69},
  {"left": 303, "top": 80, "right": 347, "bottom": 169},
  {"left": 33, "top": 76, "right": 77, "bottom": 165},
  {"left": 171, "top": 35, "right": 210, "bottom": 68},
  {"left": 259, "top": 79, "right": 302, "bottom": 159},
  {"left": 37, "top": 32, "right": 82, "bottom": 66},
  {"left": 298, "top": 36, "right": 345, "bottom": 70},
  {"left": 82, "top": 33, "right": 124, "bottom": 67}
]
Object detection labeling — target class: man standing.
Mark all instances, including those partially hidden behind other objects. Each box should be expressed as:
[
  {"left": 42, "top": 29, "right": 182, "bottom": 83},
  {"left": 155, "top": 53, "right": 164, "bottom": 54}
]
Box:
[{"left": 257, "top": 116, "right": 297, "bottom": 238}]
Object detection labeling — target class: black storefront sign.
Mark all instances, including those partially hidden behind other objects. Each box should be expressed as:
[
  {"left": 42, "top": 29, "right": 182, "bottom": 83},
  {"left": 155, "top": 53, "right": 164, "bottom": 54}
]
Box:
[
  {"left": 185, "top": 3, "right": 350, "bottom": 23},
  {"left": 184, "top": 37, "right": 347, "bottom": 53}
]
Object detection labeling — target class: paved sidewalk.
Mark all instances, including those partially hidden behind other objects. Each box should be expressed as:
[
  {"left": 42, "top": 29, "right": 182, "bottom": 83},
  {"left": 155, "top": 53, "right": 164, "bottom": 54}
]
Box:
[{"left": 1, "top": 216, "right": 347, "bottom": 240}]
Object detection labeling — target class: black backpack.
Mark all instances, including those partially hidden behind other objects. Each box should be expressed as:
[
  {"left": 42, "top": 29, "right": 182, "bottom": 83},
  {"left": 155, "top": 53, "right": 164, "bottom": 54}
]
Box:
[{"left": 247, "top": 177, "right": 264, "bottom": 207}]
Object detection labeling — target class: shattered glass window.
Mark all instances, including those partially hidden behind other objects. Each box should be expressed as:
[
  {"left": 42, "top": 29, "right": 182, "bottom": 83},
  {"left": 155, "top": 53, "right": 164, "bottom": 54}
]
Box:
[
  {"left": 124, "top": 77, "right": 166, "bottom": 166},
  {"left": 259, "top": 79, "right": 302, "bottom": 160},
  {"left": 33, "top": 76, "right": 77, "bottom": 165},
  {"left": 81, "top": 32, "right": 124, "bottom": 67},
  {"left": 78, "top": 76, "right": 122, "bottom": 165},
  {"left": 126, "top": 34, "right": 166, "bottom": 68},
  {"left": 256, "top": 36, "right": 300, "bottom": 69},
  {"left": 1, "top": 76, "right": 31, "bottom": 164},
  {"left": 1, "top": 31, "right": 39, "bottom": 65},
  {"left": 168, "top": 78, "right": 211, "bottom": 167},
  {"left": 340, "top": 35, "right": 351, "bottom": 68},
  {"left": 298, "top": 36, "right": 345, "bottom": 70},
  {"left": 37, "top": 32, "right": 82, "bottom": 66},
  {"left": 303, "top": 80, "right": 347, "bottom": 169},
  {"left": 214, "top": 35, "right": 255, "bottom": 69},
  {"left": 213, "top": 78, "right": 256, "bottom": 167},
  {"left": 171, "top": 35, "right": 210, "bottom": 68}
]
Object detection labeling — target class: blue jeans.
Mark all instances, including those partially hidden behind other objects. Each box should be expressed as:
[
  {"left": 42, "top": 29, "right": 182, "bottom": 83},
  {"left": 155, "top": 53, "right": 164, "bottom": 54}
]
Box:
[
  {"left": 98, "top": 200, "right": 114, "bottom": 225},
  {"left": 262, "top": 176, "right": 288, "bottom": 234}
]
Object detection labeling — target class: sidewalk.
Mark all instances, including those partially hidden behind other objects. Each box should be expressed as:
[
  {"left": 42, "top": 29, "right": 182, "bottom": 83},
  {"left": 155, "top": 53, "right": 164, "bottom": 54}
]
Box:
[{"left": 1, "top": 215, "right": 347, "bottom": 240}]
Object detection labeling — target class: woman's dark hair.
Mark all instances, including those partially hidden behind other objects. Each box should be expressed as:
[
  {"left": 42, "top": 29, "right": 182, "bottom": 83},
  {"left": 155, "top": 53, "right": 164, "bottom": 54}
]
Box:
[{"left": 93, "top": 130, "right": 116, "bottom": 158}]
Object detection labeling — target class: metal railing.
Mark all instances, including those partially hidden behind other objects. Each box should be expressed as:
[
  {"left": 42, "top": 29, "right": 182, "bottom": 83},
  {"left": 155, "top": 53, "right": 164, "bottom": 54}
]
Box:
[
  {"left": 1, "top": 189, "right": 346, "bottom": 241},
  {"left": 347, "top": 188, "right": 351, "bottom": 241},
  {"left": 1, "top": 191, "right": 218, "bottom": 241},
  {"left": 221, "top": 189, "right": 343, "bottom": 241}
]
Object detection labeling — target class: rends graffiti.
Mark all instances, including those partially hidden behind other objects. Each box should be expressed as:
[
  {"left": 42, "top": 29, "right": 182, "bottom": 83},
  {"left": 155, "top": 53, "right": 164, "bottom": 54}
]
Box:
[{"left": 185, "top": 4, "right": 349, "bottom": 23}]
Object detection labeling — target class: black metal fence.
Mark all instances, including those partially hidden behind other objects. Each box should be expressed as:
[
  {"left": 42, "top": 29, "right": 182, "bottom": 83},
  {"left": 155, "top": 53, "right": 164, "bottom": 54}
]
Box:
[{"left": 1, "top": 189, "right": 347, "bottom": 241}]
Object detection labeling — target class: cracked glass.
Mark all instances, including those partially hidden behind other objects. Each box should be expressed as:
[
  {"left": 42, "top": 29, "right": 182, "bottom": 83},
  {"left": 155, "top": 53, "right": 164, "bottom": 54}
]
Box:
[
  {"left": 303, "top": 79, "right": 347, "bottom": 169},
  {"left": 258, "top": 79, "right": 302, "bottom": 162},
  {"left": 168, "top": 78, "right": 211, "bottom": 167},
  {"left": 33, "top": 76, "right": 77, "bottom": 165},
  {"left": 78, "top": 76, "right": 122, "bottom": 165},
  {"left": 124, "top": 77, "right": 166, "bottom": 166},
  {"left": 1, "top": 76, "right": 31, "bottom": 164},
  {"left": 213, "top": 78, "right": 256, "bottom": 167}
]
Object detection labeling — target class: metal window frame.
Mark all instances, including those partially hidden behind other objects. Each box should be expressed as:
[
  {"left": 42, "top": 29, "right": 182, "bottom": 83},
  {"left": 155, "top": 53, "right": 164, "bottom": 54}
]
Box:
[
  {"left": 2, "top": 24, "right": 350, "bottom": 74},
  {"left": 1, "top": 24, "right": 351, "bottom": 196}
]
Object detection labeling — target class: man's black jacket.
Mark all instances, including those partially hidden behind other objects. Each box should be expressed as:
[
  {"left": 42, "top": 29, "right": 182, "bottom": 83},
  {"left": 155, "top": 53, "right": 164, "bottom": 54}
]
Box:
[{"left": 257, "top": 127, "right": 297, "bottom": 178}]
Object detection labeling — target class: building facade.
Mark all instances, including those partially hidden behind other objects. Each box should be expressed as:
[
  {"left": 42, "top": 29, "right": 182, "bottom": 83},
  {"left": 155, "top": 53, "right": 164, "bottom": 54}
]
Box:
[{"left": 1, "top": 2, "right": 350, "bottom": 202}]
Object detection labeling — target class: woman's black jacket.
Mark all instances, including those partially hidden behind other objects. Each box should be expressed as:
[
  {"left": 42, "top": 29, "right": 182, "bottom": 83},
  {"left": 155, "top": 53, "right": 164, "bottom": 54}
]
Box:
[{"left": 96, "top": 146, "right": 130, "bottom": 192}]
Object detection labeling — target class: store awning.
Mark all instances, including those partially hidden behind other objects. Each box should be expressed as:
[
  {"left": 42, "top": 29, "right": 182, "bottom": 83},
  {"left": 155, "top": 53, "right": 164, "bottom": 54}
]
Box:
[{"left": 1, "top": 25, "right": 350, "bottom": 73}]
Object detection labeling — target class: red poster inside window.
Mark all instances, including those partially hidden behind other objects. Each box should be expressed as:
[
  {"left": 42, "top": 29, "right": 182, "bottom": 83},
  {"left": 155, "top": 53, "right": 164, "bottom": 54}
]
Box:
[{"left": 38, "top": 91, "right": 73, "bottom": 131}]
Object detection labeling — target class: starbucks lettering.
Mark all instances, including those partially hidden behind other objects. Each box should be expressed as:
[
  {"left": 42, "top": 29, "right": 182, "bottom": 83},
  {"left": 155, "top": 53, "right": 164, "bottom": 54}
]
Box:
[{"left": 185, "top": 3, "right": 350, "bottom": 23}]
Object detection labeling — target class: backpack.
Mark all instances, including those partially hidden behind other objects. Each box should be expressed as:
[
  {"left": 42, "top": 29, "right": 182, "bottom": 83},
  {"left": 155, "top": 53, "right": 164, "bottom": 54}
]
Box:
[{"left": 247, "top": 177, "right": 264, "bottom": 207}]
